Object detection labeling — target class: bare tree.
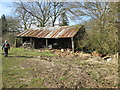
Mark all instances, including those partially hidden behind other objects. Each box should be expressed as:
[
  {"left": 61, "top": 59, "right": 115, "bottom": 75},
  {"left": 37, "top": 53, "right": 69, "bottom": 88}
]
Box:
[
  {"left": 16, "top": 2, "right": 52, "bottom": 27},
  {"left": 14, "top": 2, "right": 36, "bottom": 30},
  {"left": 7, "top": 16, "right": 20, "bottom": 33},
  {"left": 14, "top": 1, "right": 70, "bottom": 27},
  {"left": 50, "top": 2, "right": 64, "bottom": 26}
]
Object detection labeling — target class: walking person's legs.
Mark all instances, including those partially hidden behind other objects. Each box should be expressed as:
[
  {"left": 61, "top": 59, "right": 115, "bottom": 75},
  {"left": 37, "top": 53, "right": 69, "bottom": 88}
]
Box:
[{"left": 4, "top": 48, "right": 8, "bottom": 57}]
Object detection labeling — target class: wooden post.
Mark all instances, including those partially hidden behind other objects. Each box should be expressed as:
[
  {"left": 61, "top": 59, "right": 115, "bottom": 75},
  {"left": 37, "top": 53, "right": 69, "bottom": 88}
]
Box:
[
  {"left": 46, "top": 39, "right": 48, "bottom": 48},
  {"left": 15, "top": 37, "right": 17, "bottom": 47},
  {"left": 21, "top": 37, "right": 23, "bottom": 44},
  {"left": 71, "top": 37, "right": 74, "bottom": 52},
  {"left": 30, "top": 37, "right": 33, "bottom": 48},
  {"left": 33, "top": 38, "right": 35, "bottom": 48}
]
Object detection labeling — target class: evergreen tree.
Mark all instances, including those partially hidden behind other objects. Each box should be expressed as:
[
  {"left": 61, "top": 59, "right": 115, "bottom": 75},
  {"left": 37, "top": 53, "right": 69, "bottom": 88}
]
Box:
[
  {"left": 1, "top": 14, "right": 8, "bottom": 34},
  {"left": 59, "top": 11, "right": 69, "bottom": 26}
]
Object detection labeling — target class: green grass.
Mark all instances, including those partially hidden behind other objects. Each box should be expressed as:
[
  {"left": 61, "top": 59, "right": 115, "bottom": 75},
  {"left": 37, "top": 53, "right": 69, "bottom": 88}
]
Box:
[
  {"left": 74, "top": 60, "right": 87, "bottom": 66},
  {"left": 88, "top": 71, "right": 102, "bottom": 83},
  {"left": 8, "top": 48, "right": 55, "bottom": 57},
  {"left": 2, "top": 47, "right": 55, "bottom": 88},
  {"left": 59, "top": 76, "right": 68, "bottom": 81},
  {"left": 29, "top": 78, "right": 45, "bottom": 88}
]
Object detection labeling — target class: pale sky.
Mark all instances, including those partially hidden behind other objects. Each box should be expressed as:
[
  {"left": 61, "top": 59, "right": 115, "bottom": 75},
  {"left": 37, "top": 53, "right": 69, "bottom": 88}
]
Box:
[
  {"left": 0, "top": 1, "right": 14, "bottom": 16},
  {"left": 0, "top": 0, "right": 91, "bottom": 25},
  {"left": 0, "top": 1, "right": 78, "bottom": 25}
]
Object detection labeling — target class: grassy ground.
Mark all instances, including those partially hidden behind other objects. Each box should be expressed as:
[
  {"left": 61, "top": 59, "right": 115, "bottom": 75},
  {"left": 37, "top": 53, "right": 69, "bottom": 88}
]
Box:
[
  {"left": 2, "top": 48, "right": 55, "bottom": 88},
  {"left": 2, "top": 47, "right": 118, "bottom": 88}
]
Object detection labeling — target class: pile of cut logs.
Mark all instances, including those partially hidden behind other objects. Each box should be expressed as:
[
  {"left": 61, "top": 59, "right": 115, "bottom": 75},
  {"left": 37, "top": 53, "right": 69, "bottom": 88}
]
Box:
[{"left": 22, "top": 42, "right": 31, "bottom": 49}]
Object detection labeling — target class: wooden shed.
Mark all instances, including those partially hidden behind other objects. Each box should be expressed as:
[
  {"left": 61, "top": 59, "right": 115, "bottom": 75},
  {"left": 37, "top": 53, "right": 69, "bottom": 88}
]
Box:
[{"left": 16, "top": 26, "right": 85, "bottom": 52}]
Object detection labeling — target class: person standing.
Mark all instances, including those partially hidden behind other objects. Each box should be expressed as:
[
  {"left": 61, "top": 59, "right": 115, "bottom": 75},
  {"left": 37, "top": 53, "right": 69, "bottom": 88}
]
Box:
[{"left": 2, "top": 40, "right": 10, "bottom": 57}]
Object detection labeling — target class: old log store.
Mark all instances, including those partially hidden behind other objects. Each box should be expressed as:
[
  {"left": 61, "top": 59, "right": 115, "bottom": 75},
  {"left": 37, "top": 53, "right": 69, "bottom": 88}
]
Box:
[{"left": 16, "top": 26, "right": 85, "bottom": 52}]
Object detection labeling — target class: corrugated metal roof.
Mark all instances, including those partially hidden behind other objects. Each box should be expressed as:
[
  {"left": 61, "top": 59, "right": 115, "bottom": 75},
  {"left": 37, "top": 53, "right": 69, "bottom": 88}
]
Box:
[{"left": 16, "top": 26, "right": 82, "bottom": 38}]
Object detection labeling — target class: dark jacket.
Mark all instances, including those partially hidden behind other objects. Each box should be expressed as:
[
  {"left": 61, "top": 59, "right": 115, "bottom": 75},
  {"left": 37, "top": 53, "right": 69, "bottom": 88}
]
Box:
[{"left": 2, "top": 42, "right": 10, "bottom": 50}]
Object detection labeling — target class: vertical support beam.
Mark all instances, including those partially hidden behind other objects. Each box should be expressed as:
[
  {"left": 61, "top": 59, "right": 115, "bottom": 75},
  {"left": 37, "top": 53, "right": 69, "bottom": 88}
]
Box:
[
  {"left": 46, "top": 38, "right": 48, "bottom": 48},
  {"left": 30, "top": 37, "right": 33, "bottom": 48},
  {"left": 71, "top": 37, "right": 74, "bottom": 52},
  {"left": 31, "top": 38, "right": 35, "bottom": 49},
  {"left": 21, "top": 37, "right": 23, "bottom": 44},
  {"left": 15, "top": 37, "right": 17, "bottom": 48},
  {"left": 33, "top": 38, "right": 35, "bottom": 48}
]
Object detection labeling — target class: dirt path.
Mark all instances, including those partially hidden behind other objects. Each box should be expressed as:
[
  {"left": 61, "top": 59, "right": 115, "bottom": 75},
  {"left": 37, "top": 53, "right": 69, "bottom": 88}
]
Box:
[{"left": 20, "top": 55, "right": 118, "bottom": 88}]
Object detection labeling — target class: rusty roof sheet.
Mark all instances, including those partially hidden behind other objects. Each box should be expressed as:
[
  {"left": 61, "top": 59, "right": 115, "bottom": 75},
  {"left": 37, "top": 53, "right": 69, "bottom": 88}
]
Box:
[{"left": 16, "top": 26, "right": 82, "bottom": 38}]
